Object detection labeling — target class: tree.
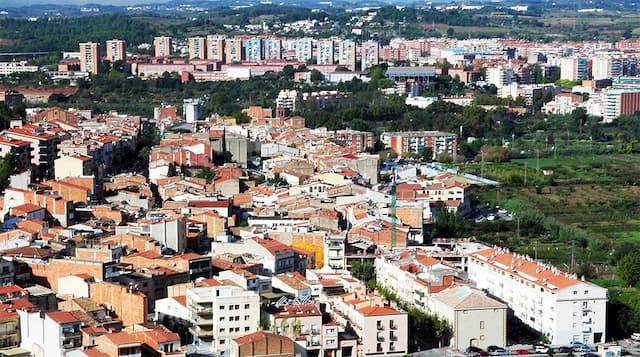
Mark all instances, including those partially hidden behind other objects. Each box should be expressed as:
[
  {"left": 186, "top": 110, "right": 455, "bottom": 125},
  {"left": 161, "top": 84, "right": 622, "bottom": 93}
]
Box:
[
  {"left": 350, "top": 259, "right": 375, "bottom": 283},
  {"left": 0, "top": 154, "right": 18, "bottom": 191},
  {"left": 167, "top": 163, "right": 178, "bottom": 177},
  {"left": 196, "top": 167, "right": 216, "bottom": 183},
  {"left": 310, "top": 69, "right": 323, "bottom": 83},
  {"left": 617, "top": 253, "right": 640, "bottom": 287},
  {"left": 432, "top": 201, "right": 463, "bottom": 238}
]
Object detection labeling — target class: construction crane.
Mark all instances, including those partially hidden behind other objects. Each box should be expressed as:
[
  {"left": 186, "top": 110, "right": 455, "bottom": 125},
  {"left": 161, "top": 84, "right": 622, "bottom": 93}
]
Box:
[{"left": 390, "top": 170, "right": 397, "bottom": 249}]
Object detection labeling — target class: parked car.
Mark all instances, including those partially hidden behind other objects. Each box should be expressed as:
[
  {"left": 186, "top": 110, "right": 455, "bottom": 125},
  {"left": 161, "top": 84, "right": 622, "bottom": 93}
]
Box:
[
  {"left": 581, "top": 353, "right": 599, "bottom": 357},
  {"left": 513, "top": 349, "right": 530, "bottom": 355},
  {"left": 571, "top": 342, "right": 591, "bottom": 353},
  {"left": 487, "top": 346, "right": 508, "bottom": 356},
  {"left": 534, "top": 344, "right": 550, "bottom": 353},
  {"left": 466, "top": 346, "right": 489, "bottom": 357},
  {"left": 631, "top": 332, "right": 640, "bottom": 341},
  {"left": 557, "top": 346, "right": 573, "bottom": 353}
]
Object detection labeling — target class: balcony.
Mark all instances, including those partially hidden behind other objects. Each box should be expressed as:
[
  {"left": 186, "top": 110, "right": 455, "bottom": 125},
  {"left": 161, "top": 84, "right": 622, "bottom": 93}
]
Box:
[
  {"left": 390, "top": 323, "right": 397, "bottom": 330},
  {"left": 195, "top": 317, "right": 214, "bottom": 325},
  {"left": 311, "top": 328, "right": 320, "bottom": 335},
  {"left": 582, "top": 317, "right": 592, "bottom": 324},
  {"left": 390, "top": 345, "right": 396, "bottom": 352},
  {"left": 377, "top": 336, "right": 385, "bottom": 342},
  {"left": 310, "top": 340, "right": 321, "bottom": 346},
  {"left": 390, "top": 334, "right": 397, "bottom": 341},
  {"left": 377, "top": 324, "right": 384, "bottom": 331}
]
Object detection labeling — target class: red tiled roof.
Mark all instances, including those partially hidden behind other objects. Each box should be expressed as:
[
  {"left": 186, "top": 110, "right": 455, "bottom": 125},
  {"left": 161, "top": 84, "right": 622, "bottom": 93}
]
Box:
[
  {"left": 11, "top": 203, "right": 44, "bottom": 213},
  {"left": 233, "top": 331, "right": 291, "bottom": 345},
  {"left": 357, "top": 306, "right": 401, "bottom": 316},
  {"left": 47, "top": 311, "right": 80, "bottom": 324}
]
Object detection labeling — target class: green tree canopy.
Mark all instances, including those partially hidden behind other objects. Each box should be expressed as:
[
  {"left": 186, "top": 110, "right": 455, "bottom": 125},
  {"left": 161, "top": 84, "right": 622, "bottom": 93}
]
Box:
[{"left": 617, "top": 254, "right": 640, "bottom": 287}]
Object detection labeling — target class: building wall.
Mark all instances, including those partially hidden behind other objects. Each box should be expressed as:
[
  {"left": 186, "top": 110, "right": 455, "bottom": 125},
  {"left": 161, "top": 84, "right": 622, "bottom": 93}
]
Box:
[{"left": 89, "top": 281, "right": 148, "bottom": 326}]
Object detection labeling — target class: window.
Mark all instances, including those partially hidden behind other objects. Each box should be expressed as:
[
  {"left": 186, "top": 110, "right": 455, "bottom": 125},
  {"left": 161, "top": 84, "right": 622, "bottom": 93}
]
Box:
[
  {"left": 584, "top": 290, "right": 588, "bottom": 295},
  {"left": 220, "top": 305, "right": 225, "bottom": 310},
  {"left": 220, "top": 317, "right": 225, "bottom": 321},
  {"left": 245, "top": 315, "right": 250, "bottom": 320},
  {"left": 235, "top": 316, "right": 240, "bottom": 321},
  {"left": 582, "top": 301, "right": 588, "bottom": 309},
  {"left": 235, "top": 305, "right": 240, "bottom": 310},
  {"left": 573, "top": 290, "right": 577, "bottom": 295},
  {"left": 245, "top": 327, "right": 250, "bottom": 332},
  {"left": 220, "top": 328, "right": 225, "bottom": 333},
  {"left": 220, "top": 339, "right": 225, "bottom": 345},
  {"left": 480, "top": 321, "right": 485, "bottom": 329},
  {"left": 244, "top": 304, "right": 250, "bottom": 309},
  {"left": 480, "top": 335, "right": 485, "bottom": 341}
]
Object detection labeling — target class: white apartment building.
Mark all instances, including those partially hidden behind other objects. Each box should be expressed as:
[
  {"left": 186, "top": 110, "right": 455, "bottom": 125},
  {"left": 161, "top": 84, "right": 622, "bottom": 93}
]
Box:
[
  {"left": 187, "top": 284, "right": 261, "bottom": 356},
  {"left": 19, "top": 310, "right": 83, "bottom": 357},
  {"left": 560, "top": 56, "right": 588, "bottom": 81},
  {"left": 295, "top": 37, "right": 313, "bottom": 62},
  {"left": 592, "top": 56, "right": 622, "bottom": 81},
  {"left": 338, "top": 39, "right": 357, "bottom": 70},
  {"left": 332, "top": 291, "right": 408, "bottom": 356},
  {"left": 0, "top": 61, "right": 39, "bottom": 76},
  {"left": 467, "top": 247, "right": 607, "bottom": 345},
  {"left": 486, "top": 66, "right": 515, "bottom": 88},
  {"left": 317, "top": 39, "right": 335, "bottom": 65},
  {"left": 361, "top": 40, "right": 380, "bottom": 71}
]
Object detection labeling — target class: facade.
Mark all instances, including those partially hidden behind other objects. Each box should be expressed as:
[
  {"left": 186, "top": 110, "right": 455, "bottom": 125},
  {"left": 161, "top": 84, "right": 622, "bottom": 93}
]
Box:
[
  {"left": 592, "top": 56, "right": 622, "bottom": 80},
  {"left": 230, "top": 331, "right": 294, "bottom": 357},
  {"left": 54, "top": 154, "right": 93, "bottom": 180},
  {"left": 337, "top": 40, "right": 357, "bottom": 70},
  {"left": 430, "top": 285, "right": 507, "bottom": 350},
  {"left": 264, "top": 38, "right": 282, "bottom": 61},
  {"left": 189, "top": 37, "right": 207, "bottom": 60},
  {"left": 187, "top": 284, "right": 261, "bottom": 355},
  {"left": 0, "top": 61, "right": 39, "bottom": 76},
  {"left": 4, "top": 126, "right": 60, "bottom": 181},
  {"left": 603, "top": 89, "right": 640, "bottom": 123},
  {"left": 19, "top": 310, "right": 83, "bottom": 357},
  {"left": 487, "top": 66, "right": 516, "bottom": 88},
  {"left": 154, "top": 36, "right": 173, "bottom": 57},
  {"left": 560, "top": 56, "right": 588, "bottom": 81},
  {"left": 317, "top": 39, "right": 335, "bottom": 65},
  {"left": 381, "top": 131, "right": 458, "bottom": 160},
  {"left": 467, "top": 247, "right": 607, "bottom": 345},
  {"left": 295, "top": 38, "right": 313, "bottom": 63},
  {"left": 79, "top": 42, "right": 100, "bottom": 75},
  {"left": 244, "top": 38, "right": 263, "bottom": 63},
  {"left": 332, "top": 129, "right": 375, "bottom": 152},
  {"left": 0, "top": 136, "right": 32, "bottom": 172},
  {"left": 332, "top": 291, "right": 408, "bottom": 357},
  {"left": 361, "top": 40, "right": 380, "bottom": 71},
  {"left": 207, "top": 35, "right": 226, "bottom": 62},
  {"left": 225, "top": 38, "right": 244, "bottom": 64},
  {"left": 106, "top": 39, "right": 126, "bottom": 63}
]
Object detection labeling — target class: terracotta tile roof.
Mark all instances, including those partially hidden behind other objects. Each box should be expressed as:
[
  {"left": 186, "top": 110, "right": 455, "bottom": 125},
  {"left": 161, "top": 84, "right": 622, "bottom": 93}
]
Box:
[
  {"left": 357, "top": 306, "right": 402, "bottom": 316},
  {"left": 233, "top": 331, "right": 292, "bottom": 345},
  {"left": 83, "top": 347, "right": 110, "bottom": 357},
  {"left": 11, "top": 203, "right": 44, "bottom": 213},
  {"left": 172, "top": 295, "right": 187, "bottom": 307},
  {"left": 47, "top": 311, "right": 80, "bottom": 324},
  {"left": 73, "top": 273, "right": 95, "bottom": 281},
  {"left": 103, "top": 331, "right": 141, "bottom": 346},
  {"left": 469, "top": 247, "right": 584, "bottom": 291},
  {"left": 140, "top": 326, "right": 180, "bottom": 343},
  {"left": 0, "top": 285, "right": 26, "bottom": 296}
]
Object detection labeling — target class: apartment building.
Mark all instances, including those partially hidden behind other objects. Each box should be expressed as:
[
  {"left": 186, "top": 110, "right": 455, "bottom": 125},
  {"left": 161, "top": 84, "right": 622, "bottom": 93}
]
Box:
[
  {"left": 264, "top": 38, "right": 282, "bottom": 61},
  {"left": 295, "top": 38, "right": 313, "bottom": 63},
  {"left": 332, "top": 129, "right": 375, "bottom": 152},
  {"left": 381, "top": 131, "right": 458, "bottom": 160},
  {"left": 0, "top": 136, "right": 32, "bottom": 172},
  {"left": 19, "top": 310, "right": 83, "bottom": 357},
  {"left": 207, "top": 35, "right": 226, "bottom": 62},
  {"left": 337, "top": 40, "right": 357, "bottom": 70},
  {"left": 0, "top": 61, "right": 38, "bottom": 76},
  {"left": 189, "top": 37, "right": 207, "bottom": 60},
  {"left": 317, "top": 39, "right": 335, "bottom": 65},
  {"left": 106, "top": 39, "right": 126, "bottom": 63},
  {"left": 225, "top": 38, "right": 243, "bottom": 64},
  {"left": 79, "top": 42, "right": 100, "bottom": 75},
  {"left": 560, "top": 56, "right": 588, "bottom": 81},
  {"left": 271, "top": 303, "right": 323, "bottom": 352},
  {"left": 154, "top": 36, "right": 173, "bottom": 57},
  {"left": 230, "top": 331, "right": 295, "bottom": 357},
  {"left": 467, "top": 247, "right": 607, "bottom": 345},
  {"left": 602, "top": 89, "right": 640, "bottom": 123},
  {"left": 332, "top": 291, "right": 408, "bottom": 356},
  {"left": 187, "top": 284, "right": 260, "bottom": 356},
  {"left": 244, "top": 38, "right": 263, "bottom": 63},
  {"left": 430, "top": 285, "right": 507, "bottom": 350},
  {"left": 361, "top": 40, "right": 380, "bottom": 71},
  {"left": 4, "top": 125, "right": 60, "bottom": 181}
]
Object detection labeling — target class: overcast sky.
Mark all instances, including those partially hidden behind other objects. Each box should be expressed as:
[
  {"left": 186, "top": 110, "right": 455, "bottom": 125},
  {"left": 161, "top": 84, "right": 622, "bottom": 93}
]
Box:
[{"left": 3, "top": 0, "right": 173, "bottom": 6}]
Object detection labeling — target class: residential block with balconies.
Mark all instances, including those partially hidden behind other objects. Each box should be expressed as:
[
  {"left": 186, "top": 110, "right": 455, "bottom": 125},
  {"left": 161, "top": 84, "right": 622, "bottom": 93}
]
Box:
[{"left": 187, "top": 283, "right": 260, "bottom": 356}]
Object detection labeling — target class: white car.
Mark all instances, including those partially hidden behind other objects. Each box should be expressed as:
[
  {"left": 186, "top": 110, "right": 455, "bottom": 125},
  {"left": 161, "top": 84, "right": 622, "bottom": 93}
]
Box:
[{"left": 631, "top": 332, "right": 640, "bottom": 341}]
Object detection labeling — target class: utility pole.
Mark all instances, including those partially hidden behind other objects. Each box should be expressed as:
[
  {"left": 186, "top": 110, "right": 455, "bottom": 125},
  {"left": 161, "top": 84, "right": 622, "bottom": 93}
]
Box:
[{"left": 570, "top": 240, "right": 576, "bottom": 273}]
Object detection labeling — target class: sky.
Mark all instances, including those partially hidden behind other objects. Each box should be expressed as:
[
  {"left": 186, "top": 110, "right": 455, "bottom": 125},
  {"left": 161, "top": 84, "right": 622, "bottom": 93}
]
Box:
[{"left": 2, "top": 0, "right": 173, "bottom": 6}]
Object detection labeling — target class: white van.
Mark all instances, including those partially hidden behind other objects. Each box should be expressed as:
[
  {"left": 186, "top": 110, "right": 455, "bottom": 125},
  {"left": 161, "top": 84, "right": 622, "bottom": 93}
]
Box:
[{"left": 631, "top": 333, "right": 640, "bottom": 341}]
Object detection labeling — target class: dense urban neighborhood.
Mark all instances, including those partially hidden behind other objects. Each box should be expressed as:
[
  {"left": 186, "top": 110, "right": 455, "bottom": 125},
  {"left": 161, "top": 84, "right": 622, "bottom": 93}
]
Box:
[{"left": 0, "top": 1, "right": 639, "bottom": 357}]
